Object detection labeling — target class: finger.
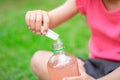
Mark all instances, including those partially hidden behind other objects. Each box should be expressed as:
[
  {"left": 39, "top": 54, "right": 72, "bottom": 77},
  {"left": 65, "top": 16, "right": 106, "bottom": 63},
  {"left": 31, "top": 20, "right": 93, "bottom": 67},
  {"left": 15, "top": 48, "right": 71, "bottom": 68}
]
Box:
[
  {"left": 35, "top": 10, "right": 42, "bottom": 34},
  {"left": 63, "top": 76, "right": 80, "bottom": 80},
  {"left": 25, "top": 11, "right": 31, "bottom": 29},
  {"left": 42, "top": 11, "right": 50, "bottom": 35},
  {"left": 29, "top": 11, "right": 36, "bottom": 31},
  {"left": 77, "top": 59, "right": 85, "bottom": 73}
]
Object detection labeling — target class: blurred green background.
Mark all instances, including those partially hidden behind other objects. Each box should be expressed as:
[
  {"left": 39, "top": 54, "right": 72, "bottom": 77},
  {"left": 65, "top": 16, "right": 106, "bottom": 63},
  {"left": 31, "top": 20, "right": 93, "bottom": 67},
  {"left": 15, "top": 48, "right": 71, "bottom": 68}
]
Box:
[{"left": 0, "top": 0, "right": 90, "bottom": 80}]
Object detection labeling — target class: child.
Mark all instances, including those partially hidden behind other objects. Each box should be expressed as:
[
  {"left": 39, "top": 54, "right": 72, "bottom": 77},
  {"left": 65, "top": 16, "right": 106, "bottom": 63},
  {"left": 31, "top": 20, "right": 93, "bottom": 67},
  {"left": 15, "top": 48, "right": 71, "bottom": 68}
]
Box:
[{"left": 25, "top": 0, "right": 120, "bottom": 80}]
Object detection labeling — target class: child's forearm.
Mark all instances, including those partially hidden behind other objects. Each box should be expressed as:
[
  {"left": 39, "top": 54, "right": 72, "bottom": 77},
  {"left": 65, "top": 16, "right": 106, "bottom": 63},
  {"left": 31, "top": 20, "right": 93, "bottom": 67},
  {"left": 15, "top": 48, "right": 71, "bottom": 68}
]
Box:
[
  {"left": 97, "top": 67, "right": 120, "bottom": 80},
  {"left": 48, "top": 0, "right": 78, "bottom": 29}
]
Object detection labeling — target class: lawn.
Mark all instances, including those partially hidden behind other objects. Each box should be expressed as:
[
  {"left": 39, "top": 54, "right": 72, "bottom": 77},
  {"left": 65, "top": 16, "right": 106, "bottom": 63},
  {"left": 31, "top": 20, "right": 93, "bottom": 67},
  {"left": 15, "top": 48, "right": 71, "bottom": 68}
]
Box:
[{"left": 0, "top": 0, "right": 90, "bottom": 80}]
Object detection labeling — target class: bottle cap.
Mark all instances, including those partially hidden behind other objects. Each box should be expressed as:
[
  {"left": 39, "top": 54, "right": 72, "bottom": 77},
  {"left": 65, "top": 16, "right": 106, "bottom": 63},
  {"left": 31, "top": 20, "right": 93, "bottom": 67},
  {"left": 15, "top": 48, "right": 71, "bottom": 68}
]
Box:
[
  {"left": 41, "top": 26, "right": 59, "bottom": 40},
  {"left": 45, "top": 29, "right": 59, "bottom": 40}
]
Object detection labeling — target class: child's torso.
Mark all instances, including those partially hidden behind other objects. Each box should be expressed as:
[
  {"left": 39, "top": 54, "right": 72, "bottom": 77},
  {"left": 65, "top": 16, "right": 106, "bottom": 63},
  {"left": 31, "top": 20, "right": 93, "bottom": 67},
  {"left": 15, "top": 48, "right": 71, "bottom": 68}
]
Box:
[{"left": 76, "top": 0, "right": 120, "bottom": 61}]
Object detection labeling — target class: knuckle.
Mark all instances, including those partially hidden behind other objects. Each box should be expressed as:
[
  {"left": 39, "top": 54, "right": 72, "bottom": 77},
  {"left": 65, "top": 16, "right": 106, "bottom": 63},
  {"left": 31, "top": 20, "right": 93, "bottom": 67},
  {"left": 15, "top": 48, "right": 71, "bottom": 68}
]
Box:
[
  {"left": 36, "top": 17, "right": 42, "bottom": 22},
  {"left": 45, "top": 19, "right": 50, "bottom": 25},
  {"left": 30, "top": 17, "right": 35, "bottom": 21},
  {"left": 36, "top": 10, "right": 43, "bottom": 14},
  {"left": 36, "top": 12, "right": 42, "bottom": 21}
]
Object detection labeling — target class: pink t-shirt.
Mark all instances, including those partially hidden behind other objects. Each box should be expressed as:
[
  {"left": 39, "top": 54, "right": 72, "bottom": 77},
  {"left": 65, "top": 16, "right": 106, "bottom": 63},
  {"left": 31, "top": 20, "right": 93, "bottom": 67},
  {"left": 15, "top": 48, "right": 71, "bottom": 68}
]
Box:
[{"left": 76, "top": 0, "right": 120, "bottom": 61}]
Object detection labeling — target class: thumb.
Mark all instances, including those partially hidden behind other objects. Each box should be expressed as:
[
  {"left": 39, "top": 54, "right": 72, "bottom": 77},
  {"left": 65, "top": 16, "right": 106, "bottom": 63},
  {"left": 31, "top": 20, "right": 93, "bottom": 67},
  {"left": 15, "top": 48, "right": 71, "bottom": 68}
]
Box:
[
  {"left": 62, "top": 76, "right": 80, "bottom": 80},
  {"left": 77, "top": 59, "right": 85, "bottom": 73}
]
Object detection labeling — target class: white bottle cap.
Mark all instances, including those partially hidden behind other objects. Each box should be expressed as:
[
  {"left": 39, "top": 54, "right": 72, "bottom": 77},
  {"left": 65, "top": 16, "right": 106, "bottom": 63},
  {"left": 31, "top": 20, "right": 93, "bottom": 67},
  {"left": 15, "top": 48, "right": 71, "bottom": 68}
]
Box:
[{"left": 41, "top": 26, "right": 59, "bottom": 40}]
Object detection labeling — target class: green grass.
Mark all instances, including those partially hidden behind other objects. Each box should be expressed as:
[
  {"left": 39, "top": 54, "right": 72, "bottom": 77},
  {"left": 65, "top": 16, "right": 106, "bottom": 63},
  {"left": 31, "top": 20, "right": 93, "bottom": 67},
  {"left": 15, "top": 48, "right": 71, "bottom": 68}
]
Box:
[{"left": 0, "top": 0, "right": 90, "bottom": 80}]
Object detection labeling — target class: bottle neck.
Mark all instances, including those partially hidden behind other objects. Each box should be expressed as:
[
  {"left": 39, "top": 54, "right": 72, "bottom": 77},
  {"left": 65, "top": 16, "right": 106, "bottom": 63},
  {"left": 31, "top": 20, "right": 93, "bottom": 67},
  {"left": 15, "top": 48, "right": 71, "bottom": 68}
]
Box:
[{"left": 52, "top": 47, "right": 65, "bottom": 54}]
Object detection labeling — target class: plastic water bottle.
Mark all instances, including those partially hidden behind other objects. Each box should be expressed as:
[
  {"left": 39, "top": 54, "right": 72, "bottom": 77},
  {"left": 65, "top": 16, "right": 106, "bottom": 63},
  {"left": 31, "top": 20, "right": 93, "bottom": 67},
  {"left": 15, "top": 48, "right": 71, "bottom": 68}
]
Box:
[{"left": 47, "top": 39, "right": 80, "bottom": 80}]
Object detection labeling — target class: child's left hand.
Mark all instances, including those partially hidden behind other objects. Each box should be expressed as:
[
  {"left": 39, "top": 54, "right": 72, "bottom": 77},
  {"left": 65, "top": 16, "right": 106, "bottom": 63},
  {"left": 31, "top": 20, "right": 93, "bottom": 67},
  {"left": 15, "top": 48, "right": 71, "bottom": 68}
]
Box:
[{"left": 62, "top": 71, "right": 95, "bottom": 80}]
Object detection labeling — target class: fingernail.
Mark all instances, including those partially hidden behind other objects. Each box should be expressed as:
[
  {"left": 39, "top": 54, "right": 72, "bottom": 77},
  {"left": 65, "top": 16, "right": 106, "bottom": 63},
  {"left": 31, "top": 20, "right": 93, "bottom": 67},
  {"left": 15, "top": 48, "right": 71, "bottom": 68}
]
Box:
[
  {"left": 32, "top": 31, "right": 35, "bottom": 33},
  {"left": 36, "top": 32, "right": 41, "bottom": 34}
]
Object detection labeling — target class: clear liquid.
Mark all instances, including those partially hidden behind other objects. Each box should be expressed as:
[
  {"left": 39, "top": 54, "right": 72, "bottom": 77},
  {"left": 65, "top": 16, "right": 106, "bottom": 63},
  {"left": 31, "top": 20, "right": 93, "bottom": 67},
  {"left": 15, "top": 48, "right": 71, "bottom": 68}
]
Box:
[{"left": 47, "top": 57, "right": 80, "bottom": 80}]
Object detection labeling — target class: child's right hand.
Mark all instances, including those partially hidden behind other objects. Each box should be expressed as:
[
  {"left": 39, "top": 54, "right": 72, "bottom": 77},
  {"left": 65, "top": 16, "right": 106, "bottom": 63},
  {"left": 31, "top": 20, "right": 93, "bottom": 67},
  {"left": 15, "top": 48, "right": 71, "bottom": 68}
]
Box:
[{"left": 25, "top": 10, "right": 50, "bottom": 35}]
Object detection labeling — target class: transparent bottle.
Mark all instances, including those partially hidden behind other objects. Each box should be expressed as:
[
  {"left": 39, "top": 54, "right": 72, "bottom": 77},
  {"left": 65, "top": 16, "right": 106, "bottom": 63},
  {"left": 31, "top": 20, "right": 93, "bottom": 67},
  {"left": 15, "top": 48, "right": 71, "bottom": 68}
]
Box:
[{"left": 47, "top": 39, "right": 80, "bottom": 80}]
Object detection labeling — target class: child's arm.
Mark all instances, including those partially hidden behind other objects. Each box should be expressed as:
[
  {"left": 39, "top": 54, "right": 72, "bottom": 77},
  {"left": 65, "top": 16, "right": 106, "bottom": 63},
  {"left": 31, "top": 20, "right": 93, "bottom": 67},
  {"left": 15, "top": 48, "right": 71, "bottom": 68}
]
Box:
[
  {"left": 25, "top": 0, "right": 78, "bottom": 34},
  {"left": 48, "top": 0, "right": 78, "bottom": 28}
]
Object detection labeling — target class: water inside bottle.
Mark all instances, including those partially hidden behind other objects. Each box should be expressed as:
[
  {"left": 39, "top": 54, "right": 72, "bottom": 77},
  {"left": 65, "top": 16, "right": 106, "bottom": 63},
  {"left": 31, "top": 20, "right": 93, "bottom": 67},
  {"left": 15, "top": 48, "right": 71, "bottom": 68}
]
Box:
[
  {"left": 48, "top": 56, "right": 79, "bottom": 80},
  {"left": 47, "top": 39, "right": 80, "bottom": 80}
]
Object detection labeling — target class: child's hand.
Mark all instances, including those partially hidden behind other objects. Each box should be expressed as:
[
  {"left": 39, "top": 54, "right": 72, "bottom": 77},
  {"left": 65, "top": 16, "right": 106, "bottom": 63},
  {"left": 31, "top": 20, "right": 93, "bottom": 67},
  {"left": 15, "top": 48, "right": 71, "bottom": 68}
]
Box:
[{"left": 25, "top": 10, "right": 50, "bottom": 35}]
